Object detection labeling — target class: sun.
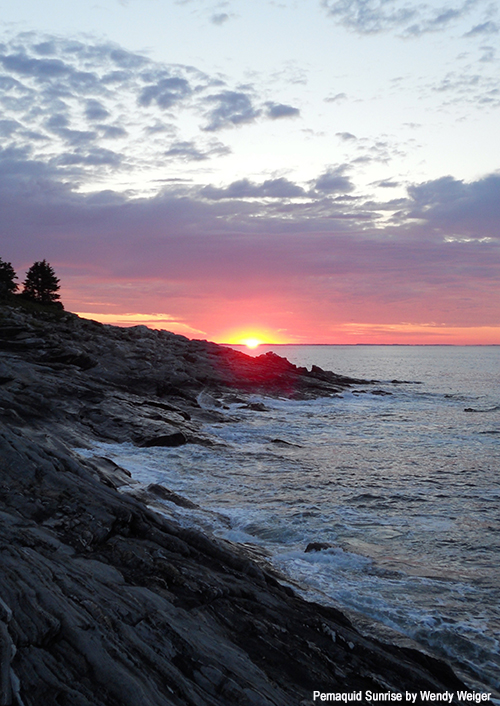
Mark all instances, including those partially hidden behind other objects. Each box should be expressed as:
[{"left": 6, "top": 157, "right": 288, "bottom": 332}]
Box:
[
  {"left": 242, "top": 337, "right": 262, "bottom": 349},
  {"left": 220, "top": 328, "right": 281, "bottom": 347}
]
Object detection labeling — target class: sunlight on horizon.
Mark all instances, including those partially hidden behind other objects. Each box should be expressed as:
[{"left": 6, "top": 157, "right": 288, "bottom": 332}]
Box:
[{"left": 241, "top": 337, "right": 262, "bottom": 349}]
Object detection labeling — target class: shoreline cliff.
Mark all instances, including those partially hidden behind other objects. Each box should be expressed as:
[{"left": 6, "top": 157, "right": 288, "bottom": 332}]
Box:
[{"left": 0, "top": 303, "right": 468, "bottom": 705}]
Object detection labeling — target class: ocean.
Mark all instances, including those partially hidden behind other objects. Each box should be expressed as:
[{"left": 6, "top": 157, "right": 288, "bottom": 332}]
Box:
[{"left": 78, "top": 345, "right": 500, "bottom": 694}]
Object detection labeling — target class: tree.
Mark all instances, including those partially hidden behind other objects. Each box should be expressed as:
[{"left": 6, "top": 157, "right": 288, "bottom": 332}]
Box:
[
  {"left": 22, "top": 260, "right": 61, "bottom": 304},
  {"left": 0, "top": 258, "right": 18, "bottom": 300}
]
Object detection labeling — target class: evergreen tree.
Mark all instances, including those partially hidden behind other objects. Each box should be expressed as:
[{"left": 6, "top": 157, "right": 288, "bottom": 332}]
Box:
[
  {"left": 0, "top": 258, "right": 18, "bottom": 299},
  {"left": 22, "top": 260, "right": 61, "bottom": 304}
]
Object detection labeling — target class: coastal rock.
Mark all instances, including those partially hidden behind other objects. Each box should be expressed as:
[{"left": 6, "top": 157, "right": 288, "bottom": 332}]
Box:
[
  {"left": 139, "top": 432, "right": 188, "bottom": 448},
  {"left": 0, "top": 302, "right": 468, "bottom": 704},
  {"left": 145, "top": 483, "right": 199, "bottom": 509},
  {"left": 270, "top": 438, "right": 303, "bottom": 448},
  {"left": 0, "top": 425, "right": 466, "bottom": 706},
  {"left": 243, "top": 402, "right": 268, "bottom": 411},
  {"left": 305, "top": 542, "right": 334, "bottom": 553}
]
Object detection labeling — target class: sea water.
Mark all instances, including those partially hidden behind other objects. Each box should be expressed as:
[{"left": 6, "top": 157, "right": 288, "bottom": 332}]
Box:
[{"left": 79, "top": 346, "right": 500, "bottom": 692}]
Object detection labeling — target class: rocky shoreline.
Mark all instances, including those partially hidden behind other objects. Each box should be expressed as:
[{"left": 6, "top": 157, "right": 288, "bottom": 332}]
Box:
[{"left": 0, "top": 303, "right": 468, "bottom": 705}]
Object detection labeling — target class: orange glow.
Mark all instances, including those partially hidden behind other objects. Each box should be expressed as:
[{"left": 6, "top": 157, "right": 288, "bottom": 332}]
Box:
[
  {"left": 221, "top": 327, "right": 290, "bottom": 347},
  {"left": 241, "top": 337, "right": 262, "bottom": 349},
  {"left": 73, "top": 312, "right": 206, "bottom": 336}
]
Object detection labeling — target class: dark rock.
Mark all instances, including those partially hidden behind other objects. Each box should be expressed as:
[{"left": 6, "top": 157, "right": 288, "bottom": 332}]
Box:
[
  {"left": 41, "top": 348, "right": 98, "bottom": 370},
  {"left": 243, "top": 402, "right": 268, "bottom": 411},
  {"left": 146, "top": 484, "right": 199, "bottom": 509},
  {"left": 270, "top": 438, "right": 303, "bottom": 448},
  {"left": 139, "top": 432, "right": 188, "bottom": 447},
  {"left": 90, "top": 456, "right": 134, "bottom": 489},
  {"left": 305, "top": 542, "right": 334, "bottom": 553},
  {"left": 463, "top": 406, "right": 499, "bottom": 413}
]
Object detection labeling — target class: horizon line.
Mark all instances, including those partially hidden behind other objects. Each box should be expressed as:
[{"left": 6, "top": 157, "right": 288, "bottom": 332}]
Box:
[{"left": 221, "top": 342, "right": 500, "bottom": 347}]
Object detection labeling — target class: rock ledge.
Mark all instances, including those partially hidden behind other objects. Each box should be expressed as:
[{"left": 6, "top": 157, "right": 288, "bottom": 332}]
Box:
[{"left": 0, "top": 305, "right": 467, "bottom": 705}]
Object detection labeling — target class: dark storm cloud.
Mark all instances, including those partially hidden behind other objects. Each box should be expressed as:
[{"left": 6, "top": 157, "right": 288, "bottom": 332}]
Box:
[
  {"left": 264, "top": 102, "right": 300, "bottom": 119},
  {"left": 202, "top": 91, "right": 261, "bottom": 131},
  {"left": 321, "top": 0, "right": 487, "bottom": 37}
]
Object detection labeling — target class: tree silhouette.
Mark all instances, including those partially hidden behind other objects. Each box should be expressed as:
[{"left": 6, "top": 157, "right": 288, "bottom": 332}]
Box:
[
  {"left": 0, "top": 258, "right": 18, "bottom": 300},
  {"left": 22, "top": 260, "right": 61, "bottom": 304}
]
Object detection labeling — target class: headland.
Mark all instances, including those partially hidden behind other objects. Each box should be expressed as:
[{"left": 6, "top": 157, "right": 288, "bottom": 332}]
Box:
[{"left": 0, "top": 303, "right": 468, "bottom": 705}]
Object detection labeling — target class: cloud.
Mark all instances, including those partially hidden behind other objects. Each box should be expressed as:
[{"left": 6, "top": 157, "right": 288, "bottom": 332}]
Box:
[
  {"left": 85, "top": 99, "right": 110, "bottom": 121},
  {"left": 202, "top": 90, "right": 261, "bottom": 131},
  {"left": 322, "top": 0, "right": 489, "bottom": 37},
  {"left": 54, "top": 147, "right": 122, "bottom": 167},
  {"left": 0, "top": 33, "right": 278, "bottom": 192},
  {"left": 376, "top": 179, "right": 400, "bottom": 188},
  {"left": 336, "top": 131, "right": 356, "bottom": 141},
  {"left": 1, "top": 148, "right": 499, "bottom": 336},
  {"left": 325, "top": 92, "right": 347, "bottom": 103},
  {"left": 264, "top": 102, "right": 300, "bottom": 119},
  {"left": 0, "top": 32, "right": 303, "bottom": 198},
  {"left": 406, "top": 173, "right": 500, "bottom": 238},
  {"left": 463, "top": 20, "right": 499, "bottom": 37},
  {"left": 45, "top": 114, "right": 97, "bottom": 147},
  {"left": 138, "top": 76, "right": 192, "bottom": 109},
  {"left": 33, "top": 41, "right": 57, "bottom": 56},
  {"left": 0, "top": 118, "right": 20, "bottom": 136},
  {"left": 0, "top": 51, "right": 71, "bottom": 79},
  {"left": 210, "top": 13, "right": 230, "bottom": 25},
  {"left": 431, "top": 69, "right": 500, "bottom": 106},
  {"left": 1, "top": 31, "right": 498, "bottom": 339},
  {"left": 313, "top": 166, "right": 355, "bottom": 194},
  {"left": 73, "top": 311, "right": 206, "bottom": 335},
  {"left": 200, "top": 177, "right": 307, "bottom": 199},
  {"left": 165, "top": 140, "right": 230, "bottom": 161},
  {"left": 99, "top": 125, "right": 128, "bottom": 139}
]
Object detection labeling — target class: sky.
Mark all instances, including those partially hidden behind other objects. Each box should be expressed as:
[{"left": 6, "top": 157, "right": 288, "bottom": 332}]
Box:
[{"left": 1, "top": 0, "right": 499, "bottom": 344}]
